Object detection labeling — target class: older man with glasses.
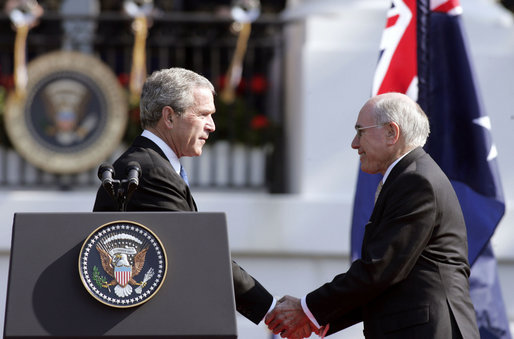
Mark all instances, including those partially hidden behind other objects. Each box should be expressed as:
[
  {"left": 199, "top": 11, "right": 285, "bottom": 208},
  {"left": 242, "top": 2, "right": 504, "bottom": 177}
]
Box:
[{"left": 266, "top": 92, "right": 479, "bottom": 339}]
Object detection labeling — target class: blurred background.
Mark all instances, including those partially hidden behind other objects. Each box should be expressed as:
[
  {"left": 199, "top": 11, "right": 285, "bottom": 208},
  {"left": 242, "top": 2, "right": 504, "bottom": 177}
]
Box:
[{"left": 0, "top": 0, "right": 513, "bottom": 337}]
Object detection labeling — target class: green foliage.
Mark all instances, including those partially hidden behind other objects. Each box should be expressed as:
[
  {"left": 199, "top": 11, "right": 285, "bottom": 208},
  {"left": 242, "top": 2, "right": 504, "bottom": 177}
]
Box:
[
  {"left": 92, "top": 265, "right": 109, "bottom": 288},
  {"left": 212, "top": 96, "right": 278, "bottom": 147}
]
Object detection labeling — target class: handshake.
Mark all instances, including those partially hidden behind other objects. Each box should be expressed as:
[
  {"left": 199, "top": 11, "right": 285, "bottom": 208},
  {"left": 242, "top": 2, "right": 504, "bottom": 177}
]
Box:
[{"left": 265, "top": 295, "right": 328, "bottom": 339}]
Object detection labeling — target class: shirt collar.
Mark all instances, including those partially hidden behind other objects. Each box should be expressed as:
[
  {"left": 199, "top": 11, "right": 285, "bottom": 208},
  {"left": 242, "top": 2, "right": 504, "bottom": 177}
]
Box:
[
  {"left": 382, "top": 149, "right": 413, "bottom": 184},
  {"left": 141, "top": 130, "right": 181, "bottom": 175}
]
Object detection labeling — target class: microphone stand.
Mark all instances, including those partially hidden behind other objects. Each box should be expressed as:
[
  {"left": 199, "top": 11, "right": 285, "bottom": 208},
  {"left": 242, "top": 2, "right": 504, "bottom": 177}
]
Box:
[
  {"left": 113, "top": 179, "right": 133, "bottom": 212},
  {"left": 98, "top": 163, "right": 141, "bottom": 212}
]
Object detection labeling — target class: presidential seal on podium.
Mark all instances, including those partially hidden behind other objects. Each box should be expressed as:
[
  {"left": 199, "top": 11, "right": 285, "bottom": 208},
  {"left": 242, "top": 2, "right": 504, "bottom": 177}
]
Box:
[
  {"left": 4, "top": 50, "right": 128, "bottom": 174},
  {"left": 78, "top": 220, "right": 167, "bottom": 308}
]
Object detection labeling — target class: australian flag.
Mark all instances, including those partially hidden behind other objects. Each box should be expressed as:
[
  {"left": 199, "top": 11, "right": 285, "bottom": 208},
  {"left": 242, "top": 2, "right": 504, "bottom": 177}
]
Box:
[{"left": 350, "top": 0, "right": 510, "bottom": 337}]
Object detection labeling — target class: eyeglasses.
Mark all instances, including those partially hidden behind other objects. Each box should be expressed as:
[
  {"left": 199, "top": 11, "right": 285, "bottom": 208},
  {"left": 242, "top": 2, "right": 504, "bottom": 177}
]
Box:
[{"left": 354, "top": 124, "right": 384, "bottom": 138}]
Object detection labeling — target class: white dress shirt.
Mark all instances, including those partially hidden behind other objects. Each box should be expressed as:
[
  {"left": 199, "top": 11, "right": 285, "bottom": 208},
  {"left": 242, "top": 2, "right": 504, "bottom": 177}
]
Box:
[{"left": 141, "top": 130, "right": 181, "bottom": 175}]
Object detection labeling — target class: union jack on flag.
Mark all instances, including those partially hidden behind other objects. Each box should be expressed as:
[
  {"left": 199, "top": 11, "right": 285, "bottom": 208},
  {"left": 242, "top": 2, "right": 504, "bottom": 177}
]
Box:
[
  {"left": 372, "top": 0, "right": 462, "bottom": 99},
  {"left": 372, "top": 0, "right": 418, "bottom": 98}
]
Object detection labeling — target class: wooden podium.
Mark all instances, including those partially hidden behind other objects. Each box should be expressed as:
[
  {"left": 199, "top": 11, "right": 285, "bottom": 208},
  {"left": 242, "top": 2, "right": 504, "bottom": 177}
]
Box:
[{"left": 4, "top": 212, "right": 237, "bottom": 338}]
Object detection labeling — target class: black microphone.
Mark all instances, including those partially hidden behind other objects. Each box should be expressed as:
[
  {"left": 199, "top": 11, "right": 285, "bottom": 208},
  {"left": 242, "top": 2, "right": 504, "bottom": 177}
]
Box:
[
  {"left": 98, "top": 163, "right": 115, "bottom": 197},
  {"left": 126, "top": 161, "right": 142, "bottom": 193}
]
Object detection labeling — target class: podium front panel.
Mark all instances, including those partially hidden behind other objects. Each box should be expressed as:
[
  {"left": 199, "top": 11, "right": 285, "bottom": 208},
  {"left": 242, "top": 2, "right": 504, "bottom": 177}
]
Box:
[{"left": 4, "top": 212, "right": 237, "bottom": 338}]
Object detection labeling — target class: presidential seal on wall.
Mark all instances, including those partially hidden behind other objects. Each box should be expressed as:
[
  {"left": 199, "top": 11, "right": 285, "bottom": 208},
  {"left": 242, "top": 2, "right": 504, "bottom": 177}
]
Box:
[
  {"left": 78, "top": 220, "right": 167, "bottom": 308},
  {"left": 4, "top": 50, "right": 128, "bottom": 174}
]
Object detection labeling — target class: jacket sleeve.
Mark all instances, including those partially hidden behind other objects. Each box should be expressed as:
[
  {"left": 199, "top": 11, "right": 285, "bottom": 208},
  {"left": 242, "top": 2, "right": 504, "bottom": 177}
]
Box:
[
  {"left": 306, "top": 172, "right": 437, "bottom": 327},
  {"left": 232, "top": 260, "right": 274, "bottom": 324}
]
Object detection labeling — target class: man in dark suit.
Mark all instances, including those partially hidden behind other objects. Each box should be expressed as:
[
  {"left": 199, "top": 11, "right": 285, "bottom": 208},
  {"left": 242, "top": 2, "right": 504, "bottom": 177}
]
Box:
[
  {"left": 266, "top": 92, "right": 479, "bottom": 338},
  {"left": 93, "top": 67, "right": 275, "bottom": 325}
]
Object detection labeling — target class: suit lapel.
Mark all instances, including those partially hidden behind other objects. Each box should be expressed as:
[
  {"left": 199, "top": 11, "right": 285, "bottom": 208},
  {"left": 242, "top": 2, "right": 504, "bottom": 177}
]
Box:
[
  {"left": 369, "top": 147, "right": 426, "bottom": 220},
  {"left": 362, "top": 148, "right": 427, "bottom": 257},
  {"left": 135, "top": 135, "right": 198, "bottom": 212},
  {"left": 384, "top": 147, "right": 425, "bottom": 187}
]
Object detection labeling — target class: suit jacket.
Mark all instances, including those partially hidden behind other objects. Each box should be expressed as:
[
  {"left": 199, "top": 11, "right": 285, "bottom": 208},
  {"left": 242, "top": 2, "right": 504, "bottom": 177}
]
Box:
[
  {"left": 306, "top": 147, "right": 479, "bottom": 338},
  {"left": 93, "top": 135, "right": 273, "bottom": 324}
]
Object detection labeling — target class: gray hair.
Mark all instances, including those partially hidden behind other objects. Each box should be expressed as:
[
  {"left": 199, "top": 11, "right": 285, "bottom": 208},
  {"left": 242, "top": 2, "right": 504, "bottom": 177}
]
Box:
[
  {"left": 139, "top": 68, "right": 215, "bottom": 129},
  {"left": 373, "top": 93, "right": 430, "bottom": 148}
]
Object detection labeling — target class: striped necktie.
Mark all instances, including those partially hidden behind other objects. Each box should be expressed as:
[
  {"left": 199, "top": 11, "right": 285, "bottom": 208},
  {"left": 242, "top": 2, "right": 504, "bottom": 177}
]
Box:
[
  {"left": 179, "top": 165, "right": 189, "bottom": 186},
  {"left": 374, "top": 180, "right": 383, "bottom": 204}
]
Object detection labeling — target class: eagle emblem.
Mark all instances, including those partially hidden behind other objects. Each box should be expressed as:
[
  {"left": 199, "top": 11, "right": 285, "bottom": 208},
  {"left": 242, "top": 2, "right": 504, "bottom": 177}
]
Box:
[
  {"left": 79, "top": 221, "right": 167, "bottom": 307},
  {"left": 42, "top": 78, "right": 97, "bottom": 147},
  {"left": 96, "top": 241, "right": 151, "bottom": 297}
]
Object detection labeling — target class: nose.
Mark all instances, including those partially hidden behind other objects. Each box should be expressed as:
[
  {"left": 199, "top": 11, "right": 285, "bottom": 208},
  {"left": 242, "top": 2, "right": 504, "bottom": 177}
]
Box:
[
  {"left": 351, "top": 134, "right": 359, "bottom": 149},
  {"left": 206, "top": 114, "right": 215, "bottom": 132}
]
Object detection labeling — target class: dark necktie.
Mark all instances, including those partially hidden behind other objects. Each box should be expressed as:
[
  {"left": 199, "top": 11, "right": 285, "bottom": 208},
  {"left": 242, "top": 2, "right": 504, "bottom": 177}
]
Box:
[{"left": 179, "top": 165, "right": 189, "bottom": 186}]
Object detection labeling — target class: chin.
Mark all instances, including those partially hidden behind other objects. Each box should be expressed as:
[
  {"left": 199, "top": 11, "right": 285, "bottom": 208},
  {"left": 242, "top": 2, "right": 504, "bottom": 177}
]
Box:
[
  {"left": 193, "top": 146, "right": 204, "bottom": 157},
  {"left": 360, "top": 165, "right": 376, "bottom": 175}
]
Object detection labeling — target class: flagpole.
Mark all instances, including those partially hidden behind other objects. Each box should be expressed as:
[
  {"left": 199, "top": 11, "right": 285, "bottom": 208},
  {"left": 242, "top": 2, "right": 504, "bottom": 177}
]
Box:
[
  {"left": 220, "top": 0, "right": 261, "bottom": 104},
  {"left": 124, "top": 0, "right": 154, "bottom": 106},
  {"left": 6, "top": 0, "right": 43, "bottom": 100}
]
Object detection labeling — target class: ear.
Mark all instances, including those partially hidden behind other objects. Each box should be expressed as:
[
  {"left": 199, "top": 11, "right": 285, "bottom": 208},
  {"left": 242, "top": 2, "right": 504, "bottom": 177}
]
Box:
[
  {"left": 385, "top": 122, "right": 400, "bottom": 145},
  {"left": 162, "top": 106, "right": 175, "bottom": 128}
]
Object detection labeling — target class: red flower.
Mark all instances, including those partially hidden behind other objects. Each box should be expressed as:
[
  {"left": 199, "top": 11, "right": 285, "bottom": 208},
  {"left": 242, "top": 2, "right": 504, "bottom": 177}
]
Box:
[
  {"left": 0, "top": 75, "right": 14, "bottom": 89},
  {"left": 251, "top": 115, "right": 270, "bottom": 130},
  {"left": 118, "top": 73, "right": 130, "bottom": 87},
  {"left": 217, "top": 75, "right": 227, "bottom": 90},
  {"left": 250, "top": 74, "right": 267, "bottom": 93}
]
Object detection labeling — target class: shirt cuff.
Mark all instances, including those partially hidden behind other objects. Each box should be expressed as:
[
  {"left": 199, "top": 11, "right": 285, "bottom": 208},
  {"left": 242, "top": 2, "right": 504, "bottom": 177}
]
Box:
[
  {"left": 262, "top": 298, "right": 277, "bottom": 323},
  {"left": 301, "top": 295, "right": 321, "bottom": 329}
]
